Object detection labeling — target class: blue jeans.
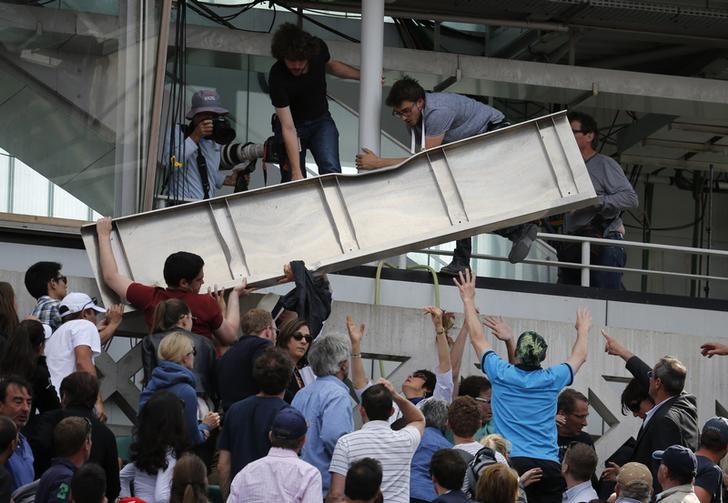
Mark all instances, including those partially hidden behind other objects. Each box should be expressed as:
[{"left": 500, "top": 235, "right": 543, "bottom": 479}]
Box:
[
  {"left": 275, "top": 112, "right": 341, "bottom": 182},
  {"left": 557, "top": 232, "right": 626, "bottom": 289}
]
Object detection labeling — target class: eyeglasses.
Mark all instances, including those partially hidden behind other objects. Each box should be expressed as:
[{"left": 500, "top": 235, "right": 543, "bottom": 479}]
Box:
[
  {"left": 410, "top": 372, "right": 428, "bottom": 380},
  {"left": 647, "top": 370, "right": 655, "bottom": 379},
  {"left": 392, "top": 103, "right": 418, "bottom": 118},
  {"left": 292, "top": 332, "right": 313, "bottom": 344},
  {"left": 82, "top": 297, "right": 98, "bottom": 311},
  {"left": 55, "top": 275, "right": 68, "bottom": 284},
  {"left": 186, "top": 347, "right": 197, "bottom": 357},
  {"left": 571, "top": 129, "right": 585, "bottom": 134},
  {"left": 474, "top": 397, "right": 492, "bottom": 405}
]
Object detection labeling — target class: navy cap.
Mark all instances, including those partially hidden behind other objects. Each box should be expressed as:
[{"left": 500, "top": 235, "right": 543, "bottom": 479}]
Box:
[
  {"left": 702, "top": 417, "right": 728, "bottom": 446},
  {"left": 186, "top": 90, "right": 229, "bottom": 119},
  {"left": 271, "top": 407, "right": 307, "bottom": 441},
  {"left": 652, "top": 445, "right": 697, "bottom": 479}
]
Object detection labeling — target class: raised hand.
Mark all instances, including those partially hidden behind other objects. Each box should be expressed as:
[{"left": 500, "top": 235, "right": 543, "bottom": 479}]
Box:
[
  {"left": 346, "top": 315, "right": 365, "bottom": 346},
  {"left": 453, "top": 269, "right": 476, "bottom": 302},
  {"left": 483, "top": 315, "right": 514, "bottom": 342}
]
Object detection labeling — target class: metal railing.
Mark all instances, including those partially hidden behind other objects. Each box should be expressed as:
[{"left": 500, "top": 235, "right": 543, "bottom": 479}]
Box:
[{"left": 419, "top": 232, "right": 728, "bottom": 289}]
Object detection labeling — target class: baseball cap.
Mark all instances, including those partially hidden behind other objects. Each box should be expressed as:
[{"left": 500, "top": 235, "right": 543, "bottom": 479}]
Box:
[
  {"left": 271, "top": 407, "right": 307, "bottom": 441},
  {"left": 617, "top": 462, "right": 653, "bottom": 488},
  {"left": 702, "top": 417, "right": 728, "bottom": 445},
  {"left": 59, "top": 293, "right": 106, "bottom": 318},
  {"left": 515, "top": 331, "right": 548, "bottom": 367},
  {"left": 652, "top": 445, "right": 697, "bottom": 479},
  {"left": 185, "top": 90, "right": 229, "bottom": 119}
]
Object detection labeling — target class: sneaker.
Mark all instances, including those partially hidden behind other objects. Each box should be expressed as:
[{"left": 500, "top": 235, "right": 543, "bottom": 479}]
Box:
[
  {"left": 440, "top": 262, "right": 470, "bottom": 276},
  {"left": 508, "top": 224, "right": 539, "bottom": 263}
]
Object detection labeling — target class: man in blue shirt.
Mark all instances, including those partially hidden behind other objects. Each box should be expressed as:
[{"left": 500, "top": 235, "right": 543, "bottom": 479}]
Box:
[
  {"left": 410, "top": 399, "right": 453, "bottom": 503},
  {"left": 356, "top": 76, "right": 539, "bottom": 272},
  {"left": 35, "top": 417, "right": 92, "bottom": 503},
  {"left": 291, "top": 332, "right": 354, "bottom": 496},
  {"left": 454, "top": 269, "right": 591, "bottom": 503},
  {"left": 0, "top": 377, "right": 34, "bottom": 491},
  {"left": 164, "top": 89, "right": 230, "bottom": 202}
]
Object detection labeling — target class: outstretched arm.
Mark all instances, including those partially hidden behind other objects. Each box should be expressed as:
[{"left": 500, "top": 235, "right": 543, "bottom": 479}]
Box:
[
  {"left": 700, "top": 342, "right": 728, "bottom": 358},
  {"left": 212, "top": 280, "right": 254, "bottom": 346},
  {"left": 347, "top": 315, "right": 369, "bottom": 391},
  {"left": 96, "top": 217, "right": 133, "bottom": 300},
  {"left": 484, "top": 316, "right": 516, "bottom": 364},
  {"left": 454, "top": 270, "right": 491, "bottom": 360},
  {"left": 565, "top": 308, "right": 591, "bottom": 374},
  {"left": 424, "top": 306, "right": 451, "bottom": 373},
  {"left": 325, "top": 60, "right": 360, "bottom": 80},
  {"left": 450, "top": 322, "right": 468, "bottom": 397}
]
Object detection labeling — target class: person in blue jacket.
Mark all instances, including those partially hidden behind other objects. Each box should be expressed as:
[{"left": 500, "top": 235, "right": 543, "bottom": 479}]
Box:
[{"left": 139, "top": 332, "right": 220, "bottom": 445}]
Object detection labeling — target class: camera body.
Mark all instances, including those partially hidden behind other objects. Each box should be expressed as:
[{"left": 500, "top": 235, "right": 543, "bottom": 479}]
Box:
[{"left": 210, "top": 116, "right": 236, "bottom": 145}]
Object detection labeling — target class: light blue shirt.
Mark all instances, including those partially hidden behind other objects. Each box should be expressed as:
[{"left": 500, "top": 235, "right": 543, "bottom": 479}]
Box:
[
  {"left": 410, "top": 427, "right": 453, "bottom": 501},
  {"left": 6, "top": 433, "right": 34, "bottom": 491},
  {"left": 291, "top": 375, "right": 353, "bottom": 495},
  {"left": 164, "top": 127, "right": 224, "bottom": 201},
  {"left": 483, "top": 351, "right": 573, "bottom": 463}
]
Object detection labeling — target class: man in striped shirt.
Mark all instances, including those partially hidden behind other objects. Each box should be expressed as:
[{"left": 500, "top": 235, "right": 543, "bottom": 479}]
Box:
[{"left": 327, "top": 379, "right": 425, "bottom": 503}]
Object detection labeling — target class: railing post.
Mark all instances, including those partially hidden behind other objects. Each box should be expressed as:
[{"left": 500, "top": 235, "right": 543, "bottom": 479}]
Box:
[{"left": 581, "top": 241, "right": 590, "bottom": 287}]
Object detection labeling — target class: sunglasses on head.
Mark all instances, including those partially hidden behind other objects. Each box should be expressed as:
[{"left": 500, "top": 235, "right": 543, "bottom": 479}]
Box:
[{"left": 291, "top": 332, "right": 313, "bottom": 343}]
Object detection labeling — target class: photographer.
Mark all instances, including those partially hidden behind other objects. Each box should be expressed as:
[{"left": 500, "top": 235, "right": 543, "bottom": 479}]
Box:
[{"left": 164, "top": 89, "right": 235, "bottom": 201}]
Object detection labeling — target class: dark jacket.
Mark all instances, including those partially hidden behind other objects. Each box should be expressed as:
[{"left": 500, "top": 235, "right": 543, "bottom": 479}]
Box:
[
  {"left": 217, "top": 336, "right": 271, "bottom": 413},
  {"left": 30, "top": 357, "right": 61, "bottom": 416},
  {"left": 274, "top": 260, "right": 332, "bottom": 337},
  {"left": 141, "top": 329, "right": 217, "bottom": 403},
  {"left": 140, "top": 361, "right": 207, "bottom": 446},
  {"left": 626, "top": 356, "right": 699, "bottom": 494},
  {"left": 28, "top": 406, "right": 120, "bottom": 502}
]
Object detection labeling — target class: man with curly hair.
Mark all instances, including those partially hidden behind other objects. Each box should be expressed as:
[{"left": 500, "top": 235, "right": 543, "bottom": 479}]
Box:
[{"left": 269, "top": 23, "right": 360, "bottom": 182}]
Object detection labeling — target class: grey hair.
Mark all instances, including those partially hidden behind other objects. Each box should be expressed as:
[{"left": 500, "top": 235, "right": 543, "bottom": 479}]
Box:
[
  {"left": 421, "top": 399, "right": 448, "bottom": 431},
  {"left": 620, "top": 482, "right": 652, "bottom": 503},
  {"left": 308, "top": 333, "right": 351, "bottom": 377}
]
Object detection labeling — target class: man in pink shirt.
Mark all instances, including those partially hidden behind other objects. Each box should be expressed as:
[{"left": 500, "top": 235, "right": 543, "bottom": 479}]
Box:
[{"left": 228, "top": 406, "right": 322, "bottom": 502}]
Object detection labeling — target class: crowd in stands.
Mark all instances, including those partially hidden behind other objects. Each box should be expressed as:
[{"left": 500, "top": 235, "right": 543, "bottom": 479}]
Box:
[{"left": 0, "top": 213, "right": 725, "bottom": 503}]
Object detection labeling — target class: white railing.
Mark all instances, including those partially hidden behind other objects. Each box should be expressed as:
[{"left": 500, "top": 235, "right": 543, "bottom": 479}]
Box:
[{"left": 418, "top": 232, "right": 728, "bottom": 288}]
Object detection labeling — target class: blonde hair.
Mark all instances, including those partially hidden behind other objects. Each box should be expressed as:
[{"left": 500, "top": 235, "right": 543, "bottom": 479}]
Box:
[
  {"left": 480, "top": 434, "right": 510, "bottom": 458},
  {"left": 158, "top": 332, "right": 194, "bottom": 364},
  {"left": 475, "top": 464, "right": 519, "bottom": 503}
]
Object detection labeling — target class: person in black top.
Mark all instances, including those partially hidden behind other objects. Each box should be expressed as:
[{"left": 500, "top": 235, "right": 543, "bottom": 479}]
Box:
[
  {"left": 217, "top": 309, "right": 276, "bottom": 413},
  {"left": 556, "top": 388, "right": 594, "bottom": 461},
  {"left": 275, "top": 318, "right": 312, "bottom": 403},
  {"left": 0, "top": 416, "right": 16, "bottom": 503},
  {"left": 0, "top": 319, "right": 61, "bottom": 417},
  {"left": 694, "top": 417, "right": 728, "bottom": 503},
  {"left": 31, "top": 372, "right": 120, "bottom": 502},
  {"left": 268, "top": 23, "right": 360, "bottom": 182}
]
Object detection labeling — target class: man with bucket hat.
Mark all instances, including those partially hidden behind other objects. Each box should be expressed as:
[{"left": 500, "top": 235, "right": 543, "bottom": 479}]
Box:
[
  {"left": 45, "top": 292, "right": 107, "bottom": 420},
  {"left": 165, "top": 89, "right": 231, "bottom": 201},
  {"left": 455, "top": 269, "right": 592, "bottom": 503},
  {"left": 654, "top": 445, "right": 700, "bottom": 503}
]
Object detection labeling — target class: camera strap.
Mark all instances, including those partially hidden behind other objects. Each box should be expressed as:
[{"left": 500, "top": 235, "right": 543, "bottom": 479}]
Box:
[{"left": 196, "top": 149, "right": 211, "bottom": 199}]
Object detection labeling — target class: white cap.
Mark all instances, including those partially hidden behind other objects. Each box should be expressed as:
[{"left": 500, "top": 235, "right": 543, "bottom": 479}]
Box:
[{"left": 59, "top": 292, "right": 106, "bottom": 318}]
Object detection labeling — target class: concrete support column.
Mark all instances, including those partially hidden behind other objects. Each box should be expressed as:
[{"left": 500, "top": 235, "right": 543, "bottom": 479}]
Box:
[
  {"left": 581, "top": 241, "right": 591, "bottom": 287},
  {"left": 358, "top": 0, "right": 385, "bottom": 155}
]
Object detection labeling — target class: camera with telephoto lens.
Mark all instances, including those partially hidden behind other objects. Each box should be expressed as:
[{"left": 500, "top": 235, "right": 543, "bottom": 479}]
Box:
[{"left": 210, "top": 117, "right": 236, "bottom": 145}]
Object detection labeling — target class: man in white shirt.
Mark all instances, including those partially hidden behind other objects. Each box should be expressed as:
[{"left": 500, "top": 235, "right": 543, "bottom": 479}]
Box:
[
  {"left": 45, "top": 293, "right": 105, "bottom": 417},
  {"left": 561, "top": 442, "right": 598, "bottom": 503},
  {"left": 228, "top": 406, "right": 322, "bottom": 502},
  {"left": 327, "top": 379, "right": 425, "bottom": 503}
]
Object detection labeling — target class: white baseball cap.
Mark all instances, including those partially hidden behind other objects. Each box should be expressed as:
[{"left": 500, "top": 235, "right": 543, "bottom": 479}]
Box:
[{"left": 59, "top": 292, "right": 106, "bottom": 318}]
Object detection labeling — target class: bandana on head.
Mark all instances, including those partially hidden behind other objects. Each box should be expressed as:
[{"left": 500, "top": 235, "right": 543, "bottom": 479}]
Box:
[{"left": 515, "top": 331, "right": 548, "bottom": 367}]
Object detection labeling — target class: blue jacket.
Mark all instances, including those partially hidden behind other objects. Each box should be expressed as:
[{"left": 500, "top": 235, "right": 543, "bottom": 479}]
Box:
[{"left": 139, "top": 361, "right": 208, "bottom": 445}]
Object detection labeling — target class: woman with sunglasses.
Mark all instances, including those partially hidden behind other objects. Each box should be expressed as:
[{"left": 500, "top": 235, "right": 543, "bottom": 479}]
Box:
[
  {"left": 275, "top": 318, "right": 315, "bottom": 403},
  {"left": 140, "top": 332, "right": 220, "bottom": 447}
]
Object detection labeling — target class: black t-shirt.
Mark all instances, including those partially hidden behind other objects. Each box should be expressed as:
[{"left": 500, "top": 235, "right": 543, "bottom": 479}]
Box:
[
  {"left": 218, "top": 395, "right": 288, "bottom": 477},
  {"left": 557, "top": 430, "right": 595, "bottom": 461},
  {"left": 696, "top": 455, "right": 724, "bottom": 503},
  {"left": 268, "top": 39, "right": 331, "bottom": 122},
  {"left": 217, "top": 336, "right": 272, "bottom": 412}
]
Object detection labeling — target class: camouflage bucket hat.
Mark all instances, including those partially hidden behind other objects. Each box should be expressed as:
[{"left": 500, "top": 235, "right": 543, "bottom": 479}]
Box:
[{"left": 515, "top": 331, "right": 548, "bottom": 366}]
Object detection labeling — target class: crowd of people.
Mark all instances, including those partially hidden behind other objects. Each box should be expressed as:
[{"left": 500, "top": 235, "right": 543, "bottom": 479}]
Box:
[{"left": 0, "top": 241, "right": 726, "bottom": 503}]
